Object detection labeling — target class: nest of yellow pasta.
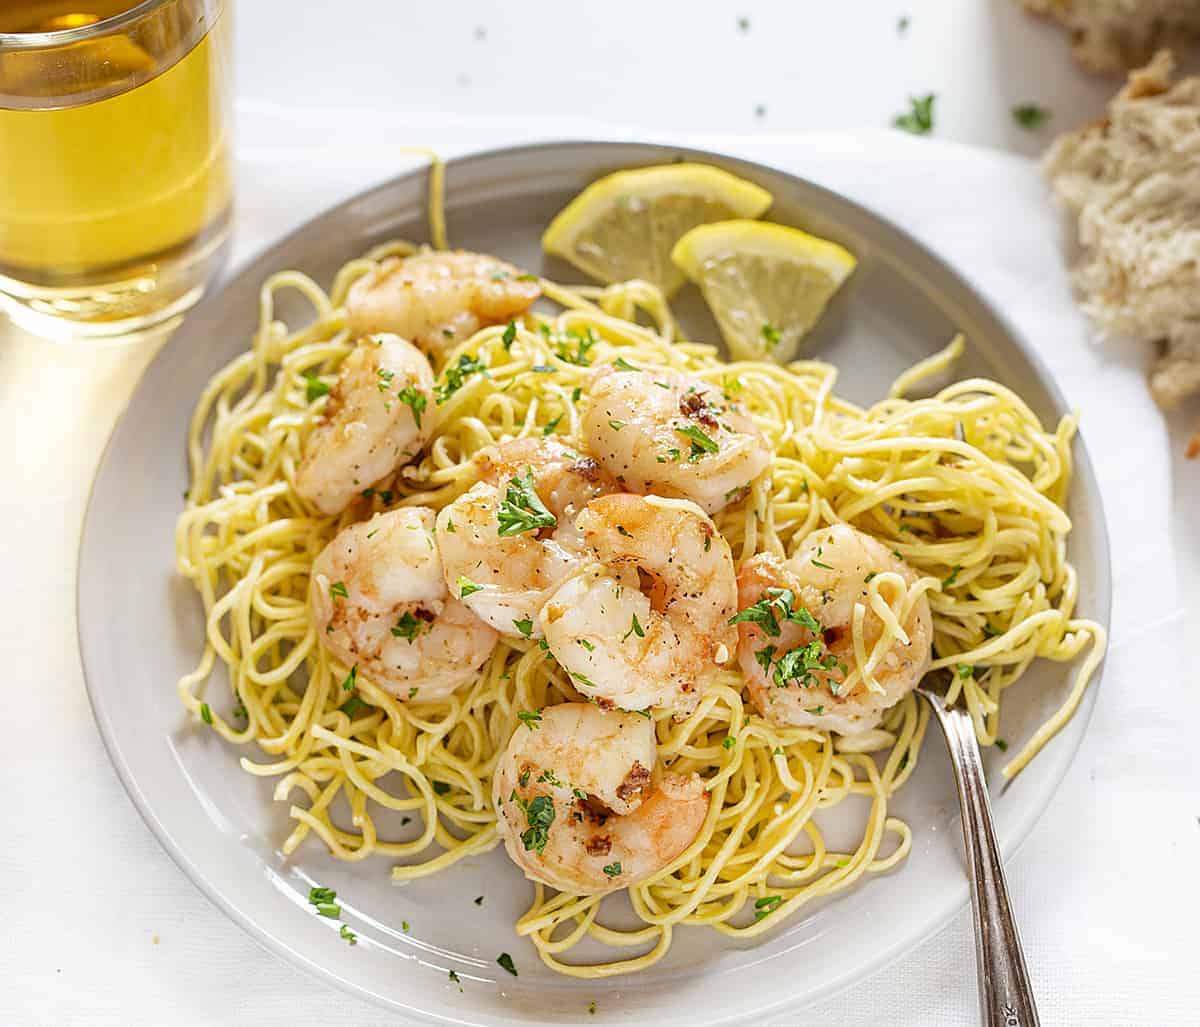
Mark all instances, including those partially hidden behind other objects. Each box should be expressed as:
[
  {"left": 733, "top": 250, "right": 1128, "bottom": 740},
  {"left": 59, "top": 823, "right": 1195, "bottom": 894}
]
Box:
[{"left": 176, "top": 243, "right": 1104, "bottom": 976}]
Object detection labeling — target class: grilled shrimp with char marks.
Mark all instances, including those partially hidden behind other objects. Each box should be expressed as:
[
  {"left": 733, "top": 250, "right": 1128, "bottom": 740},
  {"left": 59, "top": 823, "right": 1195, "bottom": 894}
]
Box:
[
  {"left": 540, "top": 493, "right": 738, "bottom": 716},
  {"left": 493, "top": 703, "right": 708, "bottom": 895},
  {"left": 295, "top": 333, "right": 434, "bottom": 516},
  {"left": 309, "top": 507, "right": 498, "bottom": 701},
  {"left": 735, "top": 523, "right": 933, "bottom": 735},
  {"left": 582, "top": 365, "right": 771, "bottom": 514},
  {"left": 434, "top": 438, "right": 617, "bottom": 638},
  {"left": 346, "top": 249, "right": 540, "bottom": 360}
]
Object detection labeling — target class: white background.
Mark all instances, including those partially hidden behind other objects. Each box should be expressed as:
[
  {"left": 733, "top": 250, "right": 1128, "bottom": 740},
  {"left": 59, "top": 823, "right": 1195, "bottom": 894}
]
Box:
[{"left": 3, "top": 1, "right": 1199, "bottom": 1025}]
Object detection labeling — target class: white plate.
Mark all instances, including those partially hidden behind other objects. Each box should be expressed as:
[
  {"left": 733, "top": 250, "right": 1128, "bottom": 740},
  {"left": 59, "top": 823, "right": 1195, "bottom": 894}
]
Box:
[{"left": 77, "top": 140, "right": 1110, "bottom": 1025}]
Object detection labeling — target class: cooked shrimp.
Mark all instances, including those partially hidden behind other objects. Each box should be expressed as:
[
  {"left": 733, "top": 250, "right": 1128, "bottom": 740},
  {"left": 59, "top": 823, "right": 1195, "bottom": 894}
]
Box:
[
  {"left": 434, "top": 438, "right": 616, "bottom": 638},
  {"left": 309, "top": 507, "right": 498, "bottom": 701},
  {"left": 346, "top": 249, "right": 541, "bottom": 360},
  {"left": 295, "top": 333, "right": 434, "bottom": 516},
  {"left": 581, "top": 365, "right": 771, "bottom": 514},
  {"left": 734, "top": 523, "right": 933, "bottom": 735},
  {"left": 539, "top": 493, "right": 738, "bottom": 715},
  {"left": 493, "top": 703, "right": 708, "bottom": 895}
]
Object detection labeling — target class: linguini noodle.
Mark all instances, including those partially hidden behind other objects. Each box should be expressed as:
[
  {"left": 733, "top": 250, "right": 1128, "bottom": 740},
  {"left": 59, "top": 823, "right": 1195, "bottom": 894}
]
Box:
[{"left": 175, "top": 168, "right": 1105, "bottom": 977}]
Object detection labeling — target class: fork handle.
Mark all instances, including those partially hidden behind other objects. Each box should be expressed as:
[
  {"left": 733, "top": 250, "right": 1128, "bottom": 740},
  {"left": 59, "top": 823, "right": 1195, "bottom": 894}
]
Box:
[{"left": 923, "top": 696, "right": 1040, "bottom": 1027}]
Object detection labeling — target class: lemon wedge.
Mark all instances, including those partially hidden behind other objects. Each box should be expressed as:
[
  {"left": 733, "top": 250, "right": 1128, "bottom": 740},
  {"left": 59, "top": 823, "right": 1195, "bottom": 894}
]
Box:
[
  {"left": 542, "top": 164, "right": 773, "bottom": 295},
  {"left": 671, "top": 219, "right": 857, "bottom": 362}
]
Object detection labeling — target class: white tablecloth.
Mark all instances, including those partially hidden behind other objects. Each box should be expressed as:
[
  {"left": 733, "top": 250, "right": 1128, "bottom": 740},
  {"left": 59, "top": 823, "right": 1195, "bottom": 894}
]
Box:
[{"left": 3, "top": 120, "right": 1198, "bottom": 1026}]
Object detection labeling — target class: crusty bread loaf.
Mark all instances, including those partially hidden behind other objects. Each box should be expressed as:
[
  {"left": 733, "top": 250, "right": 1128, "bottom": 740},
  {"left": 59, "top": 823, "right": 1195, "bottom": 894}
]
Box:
[
  {"left": 1043, "top": 51, "right": 1200, "bottom": 451},
  {"left": 1022, "top": 0, "right": 1200, "bottom": 74}
]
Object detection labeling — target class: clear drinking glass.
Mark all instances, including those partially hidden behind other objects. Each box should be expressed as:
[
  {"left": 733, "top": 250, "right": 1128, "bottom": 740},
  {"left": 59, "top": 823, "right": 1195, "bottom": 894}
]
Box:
[{"left": 0, "top": 0, "right": 232, "bottom": 342}]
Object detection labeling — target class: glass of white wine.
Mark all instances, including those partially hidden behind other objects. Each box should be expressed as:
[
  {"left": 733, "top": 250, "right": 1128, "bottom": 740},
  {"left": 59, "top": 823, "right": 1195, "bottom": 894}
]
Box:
[{"left": 0, "top": 0, "right": 232, "bottom": 342}]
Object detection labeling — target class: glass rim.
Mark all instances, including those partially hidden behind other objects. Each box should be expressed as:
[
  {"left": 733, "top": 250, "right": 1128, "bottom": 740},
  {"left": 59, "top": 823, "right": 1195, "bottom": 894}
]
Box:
[{"left": 0, "top": 0, "right": 172, "bottom": 51}]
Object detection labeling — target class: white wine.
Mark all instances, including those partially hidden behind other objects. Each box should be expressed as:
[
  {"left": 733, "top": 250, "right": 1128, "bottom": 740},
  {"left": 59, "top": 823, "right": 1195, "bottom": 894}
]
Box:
[{"left": 0, "top": 0, "right": 232, "bottom": 337}]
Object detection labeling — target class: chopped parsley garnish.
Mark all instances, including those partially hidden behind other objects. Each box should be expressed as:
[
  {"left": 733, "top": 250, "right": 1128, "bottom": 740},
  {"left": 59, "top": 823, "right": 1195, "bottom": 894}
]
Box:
[
  {"left": 811, "top": 558, "right": 834, "bottom": 570},
  {"left": 772, "top": 640, "right": 843, "bottom": 689},
  {"left": 199, "top": 703, "right": 213, "bottom": 725},
  {"left": 397, "top": 385, "right": 427, "bottom": 427},
  {"left": 722, "top": 735, "right": 735, "bottom": 750},
  {"left": 588, "top": 1001, "right": 597, "bottom": 1015},
  {"left": 408, "top": 687, "right": 418, "bottom": 699},
  {"left": 448, "top": 969, "right": 461, "bottom": 989},
  {"left": 435, "top": 353, "right": 487, "bottom": 404},
  {"left": 329, "top": 581, "right": 348, "bottom": 600},
  {"left": 571, "top": 386, "right": 582, "bottom": 402},
  {"left": 501, "top": 320, "right": 517, "bottom": 349},
  {"left": 339, "top": 924, "right": 357, "bottom": 944},
  {"left": 761, "top": 323, "right": 781, "bottom": 349},
  {"left": 608, "top": 419, "right": 626, "bottom": 431},
  {"left": 602, "top": 861, "right": 622, "bottom": 878},
  {"left": 622, "top": 613, "right": 645, "bottom": 641},
  {"left": 729, "top": 588, "right": 820, "bottom": 636},
  {"left": 542, "top": 414, "right": 563, "bottom": 435},
  {"left": 942, "top": 565, "right": 961, "bottom": 589},
  {"left": 402, "top": 920, "right": 410, "bottom": 931},
  {"left": 513, "top": 617, "right": 534, "bottom": 638},
  {"left": 376, "top": 367, "right": 395, "bottom": 392},
  {"left": 1013, "top": 104, "right": 1050, "bottom": 130},
  {"left": 805, "top": 705, "right": 825, "bottom": 715},
  {"left": 754, "top": 895, "right": 782, "bottom": 920},
  {"left": 956, "top": 663, "right": 973, "bottom": 679},
  {"left": 308, "top": 886, "right": 336, "bottom": 905},
  {"left": 616, "top": 525, "right": 632, "bottom": 537},
  {"left": 577, "top": 638, "right": 595, "bottom": 651},
  {"left": 995, "top": 738, "right": 1009, "bottom": 752},
  {"left": 674, "top": 424, "right": 719, "bottom": 460},
  {"left": 339, "top": 695, "right": 369, "bottom": 717},
  {"left": 314, "top": 899, "right": 341, "bottom": 919},
  {"left": 537, "top": 768, "right": 563, "bottom": 787},
  {"left": 303, "top": 373, "right": 330, "bottom": 402},
  {"left": 517, "top": 794, "right": 555, "bottom": 853},
  {"left": 613, "top": 356, "right": 639, "bottom": 371},
  {"left": 754, "top": 645, "right": 776, "bottom": 674},
  {"left": 497, "top": 469, "right": 557, "bottom": 536},
  {"left": 341, "top": 665, "right": 358, "bottom": 692},
  {"left": 497, "top": 952, "right": 518, "bottom": 976},
  {"left": 432, "top": 781, "right": 451, "bottom": 795},
  {"left": 555, "top": 327, "right": 598, "bottom": 366},
  {"left": 457, "top": 576, "right": 483, "bottom": 598},
  {"left": 391, "top": 611, "right": 424, "bottom": 642},
  {"left": 517, "top": 709, "right": 543, "bottom": 730},
  {"left": 893, "top": 93, "right": 935, "bottom": 135}
]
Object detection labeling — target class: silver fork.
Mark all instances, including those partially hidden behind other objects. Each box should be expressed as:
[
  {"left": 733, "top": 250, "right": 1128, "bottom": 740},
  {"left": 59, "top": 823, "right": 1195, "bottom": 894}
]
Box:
[{"left": 917, "top": 685, "right": 1040, "bottom": 1027}]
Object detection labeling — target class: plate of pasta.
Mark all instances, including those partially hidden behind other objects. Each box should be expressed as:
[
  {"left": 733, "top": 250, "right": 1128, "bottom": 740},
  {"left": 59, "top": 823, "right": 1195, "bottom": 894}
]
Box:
[{"left": 78, "top": 140, "right": 1109, "bottom": 1025}]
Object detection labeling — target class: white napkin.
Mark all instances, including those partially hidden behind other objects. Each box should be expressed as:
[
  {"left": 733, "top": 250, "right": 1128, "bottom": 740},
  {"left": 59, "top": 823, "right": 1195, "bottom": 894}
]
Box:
[{"left": 5, "top": 109, "right": 1195, "bottom": 1027}]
